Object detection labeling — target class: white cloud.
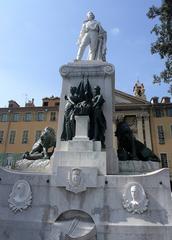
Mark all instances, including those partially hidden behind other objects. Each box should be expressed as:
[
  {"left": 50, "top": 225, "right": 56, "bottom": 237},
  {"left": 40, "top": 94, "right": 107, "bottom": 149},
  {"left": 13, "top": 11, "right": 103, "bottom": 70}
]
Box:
[{"left": 111, "top": 27, "right": 120, "bottom": 35}]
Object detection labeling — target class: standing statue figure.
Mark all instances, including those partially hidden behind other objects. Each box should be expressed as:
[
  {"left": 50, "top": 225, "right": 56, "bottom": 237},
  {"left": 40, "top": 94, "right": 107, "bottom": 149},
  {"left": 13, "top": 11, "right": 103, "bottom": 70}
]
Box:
[
  {"left": 61, "top": 87, "right": 79, "bottom": 141},
  {"left": 92, "top": 86, "right": 106, "bottom": 148},
  {"left": 76, "top": 11, "right": 107, "bottom": 61}
]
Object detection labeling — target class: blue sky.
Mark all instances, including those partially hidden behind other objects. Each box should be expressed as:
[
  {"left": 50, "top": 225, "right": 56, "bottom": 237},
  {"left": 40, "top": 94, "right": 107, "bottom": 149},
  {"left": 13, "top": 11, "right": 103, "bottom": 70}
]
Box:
[{"left": 0, "top": 0, "right": 169, "bottom": 107}]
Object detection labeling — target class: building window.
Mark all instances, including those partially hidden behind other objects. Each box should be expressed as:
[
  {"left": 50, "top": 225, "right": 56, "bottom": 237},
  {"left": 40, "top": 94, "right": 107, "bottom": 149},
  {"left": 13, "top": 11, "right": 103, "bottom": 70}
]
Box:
[
  {"left": 157, "top": 125, "right": 165, "bottom": 144},
  {"left": 43, "top": 101, "right": 48, "bottom": 107},
  {"left": 166, "top": 108, "right": 172, "bottom": 117},
  {"left": 50, "top": 112, "right": 56, "bottom": 121},
  {"left": 160, "top": 153, "right": 168, "bottom": 168},
  {"left": 24, "top": 112, "right": 32, "bottom": 121},
  {"left": 154, "top": 109, "right": 164, "bottom": 118},
  {"left": 13, "top": 113, "right": 20, "bottom": 122},
  {"left": 22, "top": 130, "right": 29, "bottom": 144},
  {"left": 0, "top": 130, "right": 4, "bottom": 144},
  {"left": 36, "top": 112, "right": 44, "bottom": 121},
  {"left": 35, "top": 130, "right": 42, "bottom": 142},
  {"left": 1, "top": 113, "right": 8, "bottom": 122},
  {"left": 9, "top": 130, "right": 16, "bottom": 144}
]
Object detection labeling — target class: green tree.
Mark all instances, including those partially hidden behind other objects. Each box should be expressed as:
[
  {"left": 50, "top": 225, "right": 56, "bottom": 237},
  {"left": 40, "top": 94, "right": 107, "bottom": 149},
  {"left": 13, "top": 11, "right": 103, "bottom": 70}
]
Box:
[{"left": 147, "top": 0, "right": 172, "bottom": 92}]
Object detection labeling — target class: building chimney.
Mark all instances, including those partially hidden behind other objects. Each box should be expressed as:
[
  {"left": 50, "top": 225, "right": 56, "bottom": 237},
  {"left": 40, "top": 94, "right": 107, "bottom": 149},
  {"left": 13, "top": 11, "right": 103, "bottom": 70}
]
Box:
[
  {"left": 161, "top": 96, "right": 171, "bottom": 104},
  {"left": 8, "top": 100, "right": 20, "bottom": 108},
  {"left": 150, "top": 97, "right": 159, "bottom": 104},
  {"left": 25, "top": 98, "right": 35, "bottom": 107}
]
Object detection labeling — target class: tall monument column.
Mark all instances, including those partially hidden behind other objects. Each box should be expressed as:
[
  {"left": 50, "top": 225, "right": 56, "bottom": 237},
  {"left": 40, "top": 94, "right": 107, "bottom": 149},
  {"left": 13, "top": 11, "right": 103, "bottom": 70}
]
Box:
[{"left": 53, "top": 11, "right": 118, "bottom": 174}]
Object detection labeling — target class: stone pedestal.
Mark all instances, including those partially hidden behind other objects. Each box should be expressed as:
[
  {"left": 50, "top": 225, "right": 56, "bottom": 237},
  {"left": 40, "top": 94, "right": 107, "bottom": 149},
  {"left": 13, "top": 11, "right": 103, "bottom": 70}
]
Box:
[
  {"left": 56, "top": 60, "right": 118, "bottom": 174},
  {"left": 51, "top": 114, "right": 106, "bottom": 175},
  {"left": 73, "top": 115, "right": 89, "bottom": 140},
  {"left": 119, "top": 160, "right": 160, "bottom": 174},
  {"left": 0, "top": 167, "right": 172, "bottom": 240}
]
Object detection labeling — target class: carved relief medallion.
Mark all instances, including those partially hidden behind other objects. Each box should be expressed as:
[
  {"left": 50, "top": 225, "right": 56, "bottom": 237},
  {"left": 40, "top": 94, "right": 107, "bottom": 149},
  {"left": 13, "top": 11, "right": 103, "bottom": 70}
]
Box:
[
  {"left": 66, "top": 168, "right": 86, "bottom": 194},
  {"left": 8, "top": 180, "right": 32, "bottom": 213},
  {"left": 60, "top": 66, "right": 69, "bottom": 77},
  {"left": 122, "top": 182, "right": 148, "bottom": 214},
  {"left": 103, "top": 65, "right": 114, "bottom": 75}
]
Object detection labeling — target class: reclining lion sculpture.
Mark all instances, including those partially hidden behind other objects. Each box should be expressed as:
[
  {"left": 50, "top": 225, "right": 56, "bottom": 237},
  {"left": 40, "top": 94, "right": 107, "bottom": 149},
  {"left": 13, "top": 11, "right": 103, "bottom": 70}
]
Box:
[
  {"left": 115, "top": 121, "right": 160, "bottom": 162},
  {"left": 23, "top": 127, "right": 56, "bottom": 160}
]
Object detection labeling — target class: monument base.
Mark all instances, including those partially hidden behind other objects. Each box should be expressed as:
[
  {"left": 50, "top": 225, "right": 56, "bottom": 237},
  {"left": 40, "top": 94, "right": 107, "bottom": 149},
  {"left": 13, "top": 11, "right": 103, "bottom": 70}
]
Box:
[
  {"left": 59, "top": 140, "right": 101, "bottom": 152},
  {"left": 58, "top": 60, "right": 117, "bottom": 174},
  {"left": 0, "top": 168, "right": 171, "bottom": 240},
  {"left": 119, "top": 160, "right": 160, "bottom": 174},
  {"left": 13, "top": 158, "right": 50, "bottom": 172},
  {"left": 51, "top": 144, "right": 106, "bottom": 175}
]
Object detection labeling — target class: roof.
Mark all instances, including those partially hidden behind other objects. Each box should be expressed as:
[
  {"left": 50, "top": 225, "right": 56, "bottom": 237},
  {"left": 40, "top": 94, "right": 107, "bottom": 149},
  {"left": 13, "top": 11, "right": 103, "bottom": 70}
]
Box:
[{"left": 114, "top": 89, "right": 149, "bottom": 105}]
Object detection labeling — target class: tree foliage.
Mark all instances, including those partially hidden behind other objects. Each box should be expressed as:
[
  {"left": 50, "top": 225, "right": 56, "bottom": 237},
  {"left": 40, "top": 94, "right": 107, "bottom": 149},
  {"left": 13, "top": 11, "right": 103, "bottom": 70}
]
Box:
[{"left": 147, "top": 0, "right": 172, "bottom": 91}]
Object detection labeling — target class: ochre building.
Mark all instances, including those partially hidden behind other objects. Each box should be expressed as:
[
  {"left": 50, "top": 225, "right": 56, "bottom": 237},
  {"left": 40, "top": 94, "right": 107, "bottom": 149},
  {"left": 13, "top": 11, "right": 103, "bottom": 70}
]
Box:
[
  {"left": 115, "top": 88, "right": 172, "bottom": 181},
  {"left": 0, "top": 96, "right": 60, "bottom": 162}
]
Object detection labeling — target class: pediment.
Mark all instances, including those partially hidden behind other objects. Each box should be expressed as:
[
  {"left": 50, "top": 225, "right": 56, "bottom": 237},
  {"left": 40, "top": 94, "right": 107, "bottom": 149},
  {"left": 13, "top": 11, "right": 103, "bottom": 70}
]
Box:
[{"left": 114, "top": 89, "right": 149, "bottom": 105}]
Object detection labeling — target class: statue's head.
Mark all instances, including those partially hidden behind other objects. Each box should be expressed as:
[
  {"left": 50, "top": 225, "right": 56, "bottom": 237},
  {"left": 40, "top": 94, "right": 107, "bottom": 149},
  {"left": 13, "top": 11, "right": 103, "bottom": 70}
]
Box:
[
  {"left": 15, "top": 183, "right": 26, "bottom": 199},
  {"left": 115, "top": 121, "right": 132, "bottom": 139},
  {"left": 130, "top": 185, "right": 139, "bottom": 201},
  {"left": 40, "top": 127, "right": 56, "bottom": 147},
  {"left": 93, "top": 85, "right": 100, "bottom": 96},
  {"left": 71, "top": 168, "right": 81, "bottom": 186},
  {"left": 86, "top": 11, "right": 95, "bottom": 20},
  {"left": 70, "top": 86, "right": 77, "bottom": 95}
]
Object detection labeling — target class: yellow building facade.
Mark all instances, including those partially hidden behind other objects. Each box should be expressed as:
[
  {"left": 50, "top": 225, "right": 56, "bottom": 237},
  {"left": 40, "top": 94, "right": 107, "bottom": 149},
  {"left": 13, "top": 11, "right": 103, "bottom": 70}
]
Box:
[
  {"left": 115, "top": 91, "right": 172, "bottom": 181},
  {"left": 149, "top": 97, "right": 172, "bottom": 172},
  {"left": 0, "top": 96, "right": 59, "bottom": 162}
]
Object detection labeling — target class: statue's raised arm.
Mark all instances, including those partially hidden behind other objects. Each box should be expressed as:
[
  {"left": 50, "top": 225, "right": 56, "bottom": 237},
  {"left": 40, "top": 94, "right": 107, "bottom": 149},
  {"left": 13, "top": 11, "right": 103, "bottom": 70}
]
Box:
[{"left": 76, "top": 11, "right": 107, "bottom": 61}]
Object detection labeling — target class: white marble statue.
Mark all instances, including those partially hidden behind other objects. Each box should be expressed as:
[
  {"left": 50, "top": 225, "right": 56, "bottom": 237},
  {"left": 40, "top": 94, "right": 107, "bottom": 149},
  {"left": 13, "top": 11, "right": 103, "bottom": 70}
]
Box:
[
  {"left": 8, "top": 180, "right": 32, "bottom": 213},
  {"left": 76, "top": 11, "right": 107, "bottom": 61},
  {"left": 122, "top": 182, "right": 148, "bottom": 214}
]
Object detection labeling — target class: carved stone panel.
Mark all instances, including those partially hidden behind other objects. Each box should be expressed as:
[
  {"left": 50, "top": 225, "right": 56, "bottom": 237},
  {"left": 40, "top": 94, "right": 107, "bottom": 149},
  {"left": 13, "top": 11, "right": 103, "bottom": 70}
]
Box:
[
  {"left": 55, "top": 167, "right": 97, "bottom": 192},
  {"left": 122, "top": 182, "right": 148, "bottom": 214},
  {"left": 56, "top": 210, "right": 97, "bottom": 240},
  {"left": 103, "top": 65, "right": 115, "bottom": 75},
  {"left": 8, "top": 180, "right": 32, "bottom": 213},
  {"left": 66, "top": 168, "right": 87, "bottom": 194}
]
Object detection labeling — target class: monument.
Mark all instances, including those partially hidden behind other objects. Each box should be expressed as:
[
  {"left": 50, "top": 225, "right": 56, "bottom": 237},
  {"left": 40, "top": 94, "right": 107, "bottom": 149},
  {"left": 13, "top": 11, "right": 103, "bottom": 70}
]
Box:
[{"left": 0, "top": 11, "right": 172, "bottom": 240}]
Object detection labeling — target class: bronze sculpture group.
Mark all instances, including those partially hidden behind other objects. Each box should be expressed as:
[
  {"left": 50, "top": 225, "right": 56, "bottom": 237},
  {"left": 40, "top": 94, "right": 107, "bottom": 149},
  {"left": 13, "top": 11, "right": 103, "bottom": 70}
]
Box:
[{"left": 61, "top": 80, "right": 107, "bottom": 148}]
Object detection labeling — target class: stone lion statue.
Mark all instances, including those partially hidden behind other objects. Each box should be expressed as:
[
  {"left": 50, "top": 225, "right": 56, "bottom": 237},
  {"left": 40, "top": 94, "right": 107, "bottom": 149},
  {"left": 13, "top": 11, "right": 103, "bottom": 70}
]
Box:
[{"left": 23, "top": 127, "right": 56, "bottom": 160}]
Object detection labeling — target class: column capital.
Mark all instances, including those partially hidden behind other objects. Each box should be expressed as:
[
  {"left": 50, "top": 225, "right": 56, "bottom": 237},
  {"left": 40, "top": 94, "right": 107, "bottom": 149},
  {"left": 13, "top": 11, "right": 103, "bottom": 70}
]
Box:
[
  {"left": 116, "top": 114, "right": 125, "bottom": 122},
  {"left": 136, "top": 112, "right": 149, "bottom": 120}
]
